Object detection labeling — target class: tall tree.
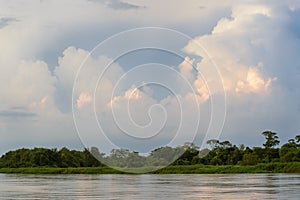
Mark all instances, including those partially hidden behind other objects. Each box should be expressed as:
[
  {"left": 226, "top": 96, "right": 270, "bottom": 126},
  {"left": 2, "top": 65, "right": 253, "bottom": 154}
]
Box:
[
  {"left": 261, "top": 131, "right": 280, "bottom": 162},
  {"left": 262, "top": 131, "right": 280, "bottom": 149}
]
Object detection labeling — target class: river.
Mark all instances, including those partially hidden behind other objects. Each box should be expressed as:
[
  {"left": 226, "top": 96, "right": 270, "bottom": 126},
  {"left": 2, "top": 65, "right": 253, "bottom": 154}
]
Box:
[{"left": 0, "top": 174, "right": 299, "bottom": 199}]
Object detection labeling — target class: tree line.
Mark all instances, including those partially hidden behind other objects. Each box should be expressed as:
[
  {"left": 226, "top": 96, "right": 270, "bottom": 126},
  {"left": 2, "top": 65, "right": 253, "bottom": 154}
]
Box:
[{"left": 0, "top": 131, "right": 299, "bottom": 168}]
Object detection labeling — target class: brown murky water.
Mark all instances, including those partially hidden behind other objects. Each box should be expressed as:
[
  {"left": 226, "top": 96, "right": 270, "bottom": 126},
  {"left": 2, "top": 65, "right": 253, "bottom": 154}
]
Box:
[{"left": 0, "top": 174, "right": 299, "bottom": 199}]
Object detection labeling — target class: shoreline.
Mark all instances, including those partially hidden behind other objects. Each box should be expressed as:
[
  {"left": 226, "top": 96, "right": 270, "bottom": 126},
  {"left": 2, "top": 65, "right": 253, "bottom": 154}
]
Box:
[{"left": 0, "top": 162, "right": 299, "bottom": 174}]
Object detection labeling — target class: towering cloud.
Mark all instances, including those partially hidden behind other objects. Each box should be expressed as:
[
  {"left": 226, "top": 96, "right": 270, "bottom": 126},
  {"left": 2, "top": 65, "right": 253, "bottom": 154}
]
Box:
[{"left": 0, "top": 0, "right": 300, "bottom": 154}]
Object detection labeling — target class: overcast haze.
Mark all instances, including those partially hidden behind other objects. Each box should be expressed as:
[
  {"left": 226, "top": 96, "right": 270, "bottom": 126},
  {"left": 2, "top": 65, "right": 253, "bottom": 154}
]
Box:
[{"left": 1, "top": 0, "right": 300, "bottom": 155}]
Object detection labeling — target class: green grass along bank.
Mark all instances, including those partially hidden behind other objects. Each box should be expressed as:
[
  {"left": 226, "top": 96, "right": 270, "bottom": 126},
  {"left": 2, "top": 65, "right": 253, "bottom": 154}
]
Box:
[{"left": 0, "top": 162, "right": 299, "bottom": 174}]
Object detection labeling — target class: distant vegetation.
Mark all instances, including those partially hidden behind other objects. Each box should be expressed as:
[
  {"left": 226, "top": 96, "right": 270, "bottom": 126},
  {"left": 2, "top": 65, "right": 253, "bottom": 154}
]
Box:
[
  {"left": 1, "top": 162, "right": 300, "bottom": 174},
  {"left": 0, "top": 131, "right": 299, "bottom": 174}
]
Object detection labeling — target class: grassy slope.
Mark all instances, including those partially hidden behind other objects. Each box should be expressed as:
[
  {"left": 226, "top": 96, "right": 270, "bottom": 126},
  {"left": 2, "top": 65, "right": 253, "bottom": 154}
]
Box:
[{"left": 0, "top": 162, "right": 299, "bottom": 174}]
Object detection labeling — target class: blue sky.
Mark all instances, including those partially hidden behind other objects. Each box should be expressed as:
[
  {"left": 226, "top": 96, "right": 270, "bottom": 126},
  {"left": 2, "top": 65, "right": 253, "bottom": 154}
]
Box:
[{"left": 0, "top": 0, "right": 300, "bottom": 155}]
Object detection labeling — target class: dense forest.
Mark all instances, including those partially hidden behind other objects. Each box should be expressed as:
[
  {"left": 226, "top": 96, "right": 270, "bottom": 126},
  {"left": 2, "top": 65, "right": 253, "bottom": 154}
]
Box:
[{"left": 0, "top": 131, "right": 299, "bottom": 169}]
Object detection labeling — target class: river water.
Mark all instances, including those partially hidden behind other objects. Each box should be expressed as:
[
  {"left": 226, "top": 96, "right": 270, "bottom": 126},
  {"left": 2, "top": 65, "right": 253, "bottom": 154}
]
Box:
[{"left": 0, "top": 173, "right": 299, "bottom": 199}]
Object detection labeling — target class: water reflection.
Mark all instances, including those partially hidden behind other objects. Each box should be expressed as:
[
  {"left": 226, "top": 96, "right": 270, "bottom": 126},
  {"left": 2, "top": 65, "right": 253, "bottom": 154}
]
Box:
[{"left": 0, "top": 174, "right": 299, "bottom": 199}]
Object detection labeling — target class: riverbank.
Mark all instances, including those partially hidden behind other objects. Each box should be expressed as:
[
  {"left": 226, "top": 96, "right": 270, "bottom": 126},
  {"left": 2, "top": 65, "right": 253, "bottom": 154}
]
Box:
[{"left": 0, "top": 162, "right": 299, "bottom": 174}]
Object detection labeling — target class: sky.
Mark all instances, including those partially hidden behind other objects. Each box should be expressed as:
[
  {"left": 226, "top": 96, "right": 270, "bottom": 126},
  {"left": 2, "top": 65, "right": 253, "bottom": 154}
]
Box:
[{"left": 0, "top": 0, "right": 300, "bottom": 155}]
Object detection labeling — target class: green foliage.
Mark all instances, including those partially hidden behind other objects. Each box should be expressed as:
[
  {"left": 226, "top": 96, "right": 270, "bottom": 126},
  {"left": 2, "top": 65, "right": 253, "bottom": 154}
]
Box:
[
  {"left": 295, "top": 135, "right": 300, "bottom": 145},
  {"left": 0, "top": 147, "right": 103, "bottom": 168},
  {"left": 206, "top": 139, "right": 219, "bottom": 150},
  {"left": 0, "top": 162, "right": 299, "bottom": 174},
  {"left": 242, "top": 153, "right": 259, "bottom": 165},
  {"left": 279, "top": 141, "right": 300, "bottom": 162},
  {"left": 147, "top": 146, "right": 183, "bottom": 166},
  {"left": 262, "top": 131, "right": 280, "bottom": 148},
  {"left": 0, "top": 132, "right": 299, "bottom": 173}
]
